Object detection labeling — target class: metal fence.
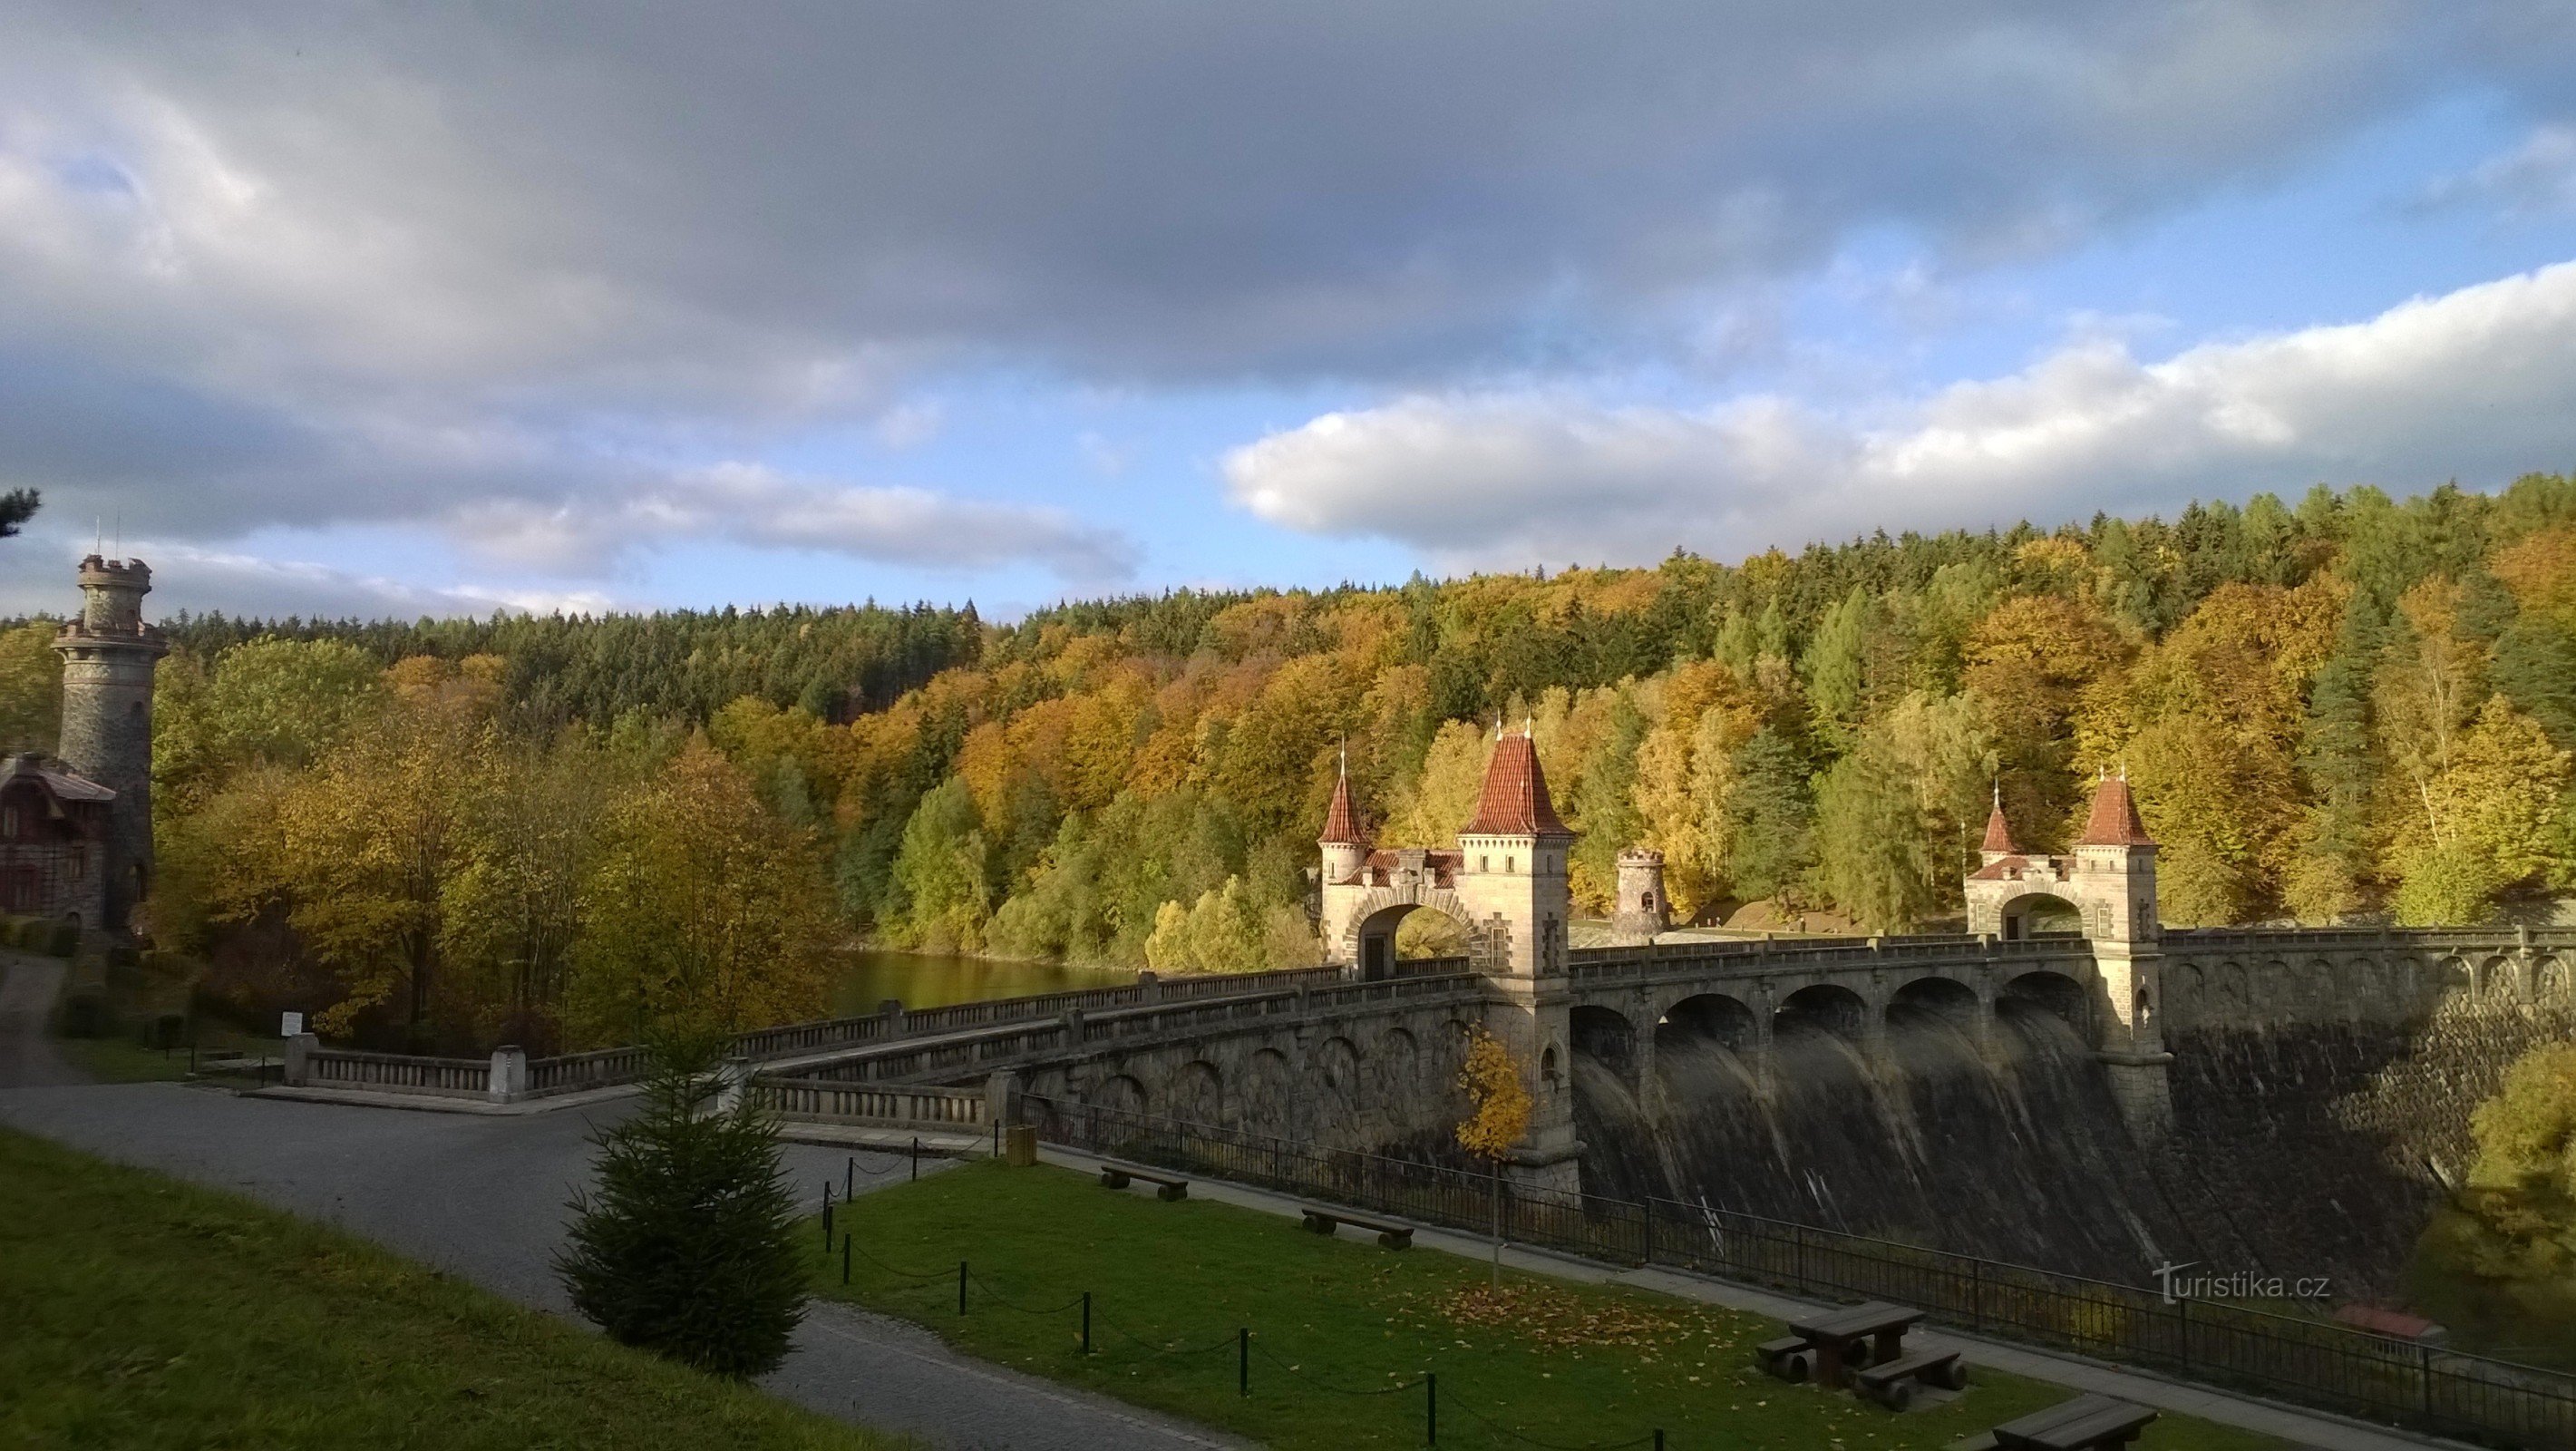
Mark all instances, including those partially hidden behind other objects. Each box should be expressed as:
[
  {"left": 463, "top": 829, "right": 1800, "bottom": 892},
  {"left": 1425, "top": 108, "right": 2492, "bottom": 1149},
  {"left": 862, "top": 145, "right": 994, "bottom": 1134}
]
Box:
[{"left": 1026, "top": 1096, "right": 2576, "bottom": 1451}]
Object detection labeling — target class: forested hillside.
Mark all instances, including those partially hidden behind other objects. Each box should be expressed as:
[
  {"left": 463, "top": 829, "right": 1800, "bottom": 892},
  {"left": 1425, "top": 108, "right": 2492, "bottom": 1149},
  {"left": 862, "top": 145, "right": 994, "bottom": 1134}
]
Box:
[{"left": 8, "top": 478, "right": 2572, "bottom": 1051}]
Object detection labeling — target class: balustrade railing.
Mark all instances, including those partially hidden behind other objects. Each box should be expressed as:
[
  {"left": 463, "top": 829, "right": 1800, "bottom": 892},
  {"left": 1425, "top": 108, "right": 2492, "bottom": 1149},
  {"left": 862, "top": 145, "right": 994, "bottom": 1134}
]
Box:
[
  {"left": 298, "top": 1047, "right": 489, "bottom": 1098},
  {"left": 753, "top": 1077, "right": 985, "bottom": 1129}
]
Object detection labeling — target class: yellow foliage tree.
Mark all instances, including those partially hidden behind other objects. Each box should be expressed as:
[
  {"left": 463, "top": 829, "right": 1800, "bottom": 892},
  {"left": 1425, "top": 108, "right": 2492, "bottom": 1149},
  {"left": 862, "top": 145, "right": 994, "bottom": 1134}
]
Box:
[{"left": 567, "top": 741, "right": 834, "bottom": 1045}]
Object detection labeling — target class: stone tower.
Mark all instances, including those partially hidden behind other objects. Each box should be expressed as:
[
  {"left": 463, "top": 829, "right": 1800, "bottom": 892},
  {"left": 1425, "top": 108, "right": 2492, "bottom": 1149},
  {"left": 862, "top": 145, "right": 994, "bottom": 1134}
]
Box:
[
  {"left": 53, "top": 556, "right": 166, "bottom": 934},
  {"left": 1452, "top": 730, "right": 1581, "bottom": 1193},
  {"left": 1610, "top": 848, "right": 1667, "bottom": 944},
  {"left": 1961, "top": 772, "right": 2170, "bottom": 1138}
]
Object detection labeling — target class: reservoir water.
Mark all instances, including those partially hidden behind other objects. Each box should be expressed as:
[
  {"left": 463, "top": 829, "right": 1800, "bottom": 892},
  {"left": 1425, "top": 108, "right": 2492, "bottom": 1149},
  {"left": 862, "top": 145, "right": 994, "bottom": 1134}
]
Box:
[{"left": 826, "top": 949, "right": 1136, "bottom": 1015}]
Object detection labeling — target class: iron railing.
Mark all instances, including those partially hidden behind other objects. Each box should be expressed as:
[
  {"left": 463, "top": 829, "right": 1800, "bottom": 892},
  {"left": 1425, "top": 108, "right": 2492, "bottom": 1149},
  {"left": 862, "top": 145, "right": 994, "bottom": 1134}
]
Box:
[{"left": 1027, "top": 1096, "right": 2576, "bottom": 1451}]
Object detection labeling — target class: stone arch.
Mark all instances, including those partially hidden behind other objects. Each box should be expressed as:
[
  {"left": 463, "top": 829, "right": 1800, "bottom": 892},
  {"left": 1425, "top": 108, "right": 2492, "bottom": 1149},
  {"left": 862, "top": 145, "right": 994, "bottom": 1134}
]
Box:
[
  {"left": 1774, "top": 982, "right": 1868, "bottom": 1044},
  {"left": 1999, "top": 969, "right": 2087, "bottom": 1032},
  {"left": 1569, "top": 1004, "right": 1638, "bottom": 1083},
  {"left": 1313, "top": 1035, "right": 1361, "bottom": 1094},
  {"left": 2538, "top": 956, "right": 2571, "bottom": 1002},
  {"left": 1887, "top": 975, "right": 1979, "bottom": 1032},
  {"left": 1339, "top": 891, "right": 1480, "bottom": 979},
  {"left": 2437, "top": 957, "right": 2474, "bottom": 1002},
  {"left": 1084, "top": 1073, "right": 1148, "bottom": 1116},
  {"left": 1994, "top": 890, "right": 2085, "bottom": 941},
  {"left": 1165, "top": 1059, "right": 1222, "bottom": 1126},
  {"left": 2480, "top": 955, "right": 2518, "bottom": 1001},
  {"left": 1365, "top": 1024, "right": 1434, "bottom": 1106},
  {"left": 1237, "top": 1047, "right": 1298, "bottom": 1135},
  {"left": 1655, "top": 992, "right": 1756, "bottom": 1054}
]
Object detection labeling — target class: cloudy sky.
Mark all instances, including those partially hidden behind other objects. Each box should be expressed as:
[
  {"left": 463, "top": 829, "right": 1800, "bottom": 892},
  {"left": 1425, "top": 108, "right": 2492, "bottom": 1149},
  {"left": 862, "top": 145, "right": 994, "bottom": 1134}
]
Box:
[{"left": 6, "top": 3, "right": 2576, "bottom": 620}]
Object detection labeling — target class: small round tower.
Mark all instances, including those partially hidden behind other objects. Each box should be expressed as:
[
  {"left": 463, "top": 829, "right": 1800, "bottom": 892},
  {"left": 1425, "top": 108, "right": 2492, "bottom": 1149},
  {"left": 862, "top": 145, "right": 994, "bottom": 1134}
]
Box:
[
  {"left": 1611, "top": 847, "right": 1667, "bottom": 944},
  {"left": 53, "top": 555, "right": 167, "bottom": 933}
]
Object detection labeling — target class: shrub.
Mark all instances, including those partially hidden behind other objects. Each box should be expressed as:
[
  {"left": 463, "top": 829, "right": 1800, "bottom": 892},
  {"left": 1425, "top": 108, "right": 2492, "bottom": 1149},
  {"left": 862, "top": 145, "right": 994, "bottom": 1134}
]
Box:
[
  {"left": 553, "top": 1035, "right": 807, "bottom": 1378},
  {"left": 44, "top": 920, "right": 79, "bottom": 957}
]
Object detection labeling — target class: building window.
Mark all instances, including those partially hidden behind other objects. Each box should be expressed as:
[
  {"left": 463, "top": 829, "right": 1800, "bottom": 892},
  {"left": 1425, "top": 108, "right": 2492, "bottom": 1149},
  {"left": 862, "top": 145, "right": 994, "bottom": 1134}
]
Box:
[
  {"left": 0, "top": 806, "right": 15, "bottom": 837},
  {"left": 1505, "top": 855, "right": 1516, "bottom": 874},
  {"left": 1479, "top": 855, "right": 1488, "bottom": 872}
]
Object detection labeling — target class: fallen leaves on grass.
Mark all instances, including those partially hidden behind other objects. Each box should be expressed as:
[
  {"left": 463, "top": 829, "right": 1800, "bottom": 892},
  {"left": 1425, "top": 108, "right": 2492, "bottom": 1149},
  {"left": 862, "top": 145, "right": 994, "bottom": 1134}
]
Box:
[{"left": 1415, "top": 1282, "right": 1731, "bottom": 1351}]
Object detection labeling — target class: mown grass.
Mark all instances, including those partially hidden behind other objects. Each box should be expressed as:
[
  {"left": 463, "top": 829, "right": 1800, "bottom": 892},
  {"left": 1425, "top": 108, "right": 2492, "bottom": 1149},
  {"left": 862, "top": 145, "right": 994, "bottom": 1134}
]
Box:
[
  {"left": 0, "top": 1126, "right": 909, "bottom": 1450},
  {"left": 816, "top": 1159, "right": 2288, "bottom": 1451}
]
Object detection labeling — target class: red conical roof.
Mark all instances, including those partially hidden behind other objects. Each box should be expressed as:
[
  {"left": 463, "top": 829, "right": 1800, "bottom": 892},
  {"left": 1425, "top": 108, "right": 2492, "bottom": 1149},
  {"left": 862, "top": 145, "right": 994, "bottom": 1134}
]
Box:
[
  {"left": 1462, "top": 732, "right": 1571, "bottom": 837},
  {"left": 1980, "top": 799, "right": 2021, "bottom": 855},
  {"left": 1319, "top": 770, "right": 1366, "bottom": 845},
  {"left": 2075, "top": 774, "right": 2156, "bottom": 847}
]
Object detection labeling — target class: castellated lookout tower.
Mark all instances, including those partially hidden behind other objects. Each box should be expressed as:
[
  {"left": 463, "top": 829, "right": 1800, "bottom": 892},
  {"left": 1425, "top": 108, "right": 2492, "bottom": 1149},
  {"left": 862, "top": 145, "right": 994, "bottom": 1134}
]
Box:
[{"left": 52, "top": 556, "right": 167, "bottom": 934}]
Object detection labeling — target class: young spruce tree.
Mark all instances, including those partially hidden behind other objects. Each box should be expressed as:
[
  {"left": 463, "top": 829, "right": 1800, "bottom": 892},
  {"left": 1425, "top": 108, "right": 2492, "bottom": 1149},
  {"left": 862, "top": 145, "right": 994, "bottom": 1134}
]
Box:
[{"left": 555, "top": 1034, "right": 807, "bottom": 1378}]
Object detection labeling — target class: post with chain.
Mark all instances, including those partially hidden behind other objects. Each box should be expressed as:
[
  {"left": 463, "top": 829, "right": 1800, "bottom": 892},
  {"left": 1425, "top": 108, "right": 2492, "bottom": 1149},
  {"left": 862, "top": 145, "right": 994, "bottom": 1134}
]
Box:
[
  {"left": 845, "top": 1155, "right": 854, "bottom": 1200},
  {"left": 1081, "top": 1291, "right": 1092, "bottom": 1355},
  {"left": 1237, "top": 1328, "right": 1249, "bottom": 1397},
  {"left": 1425, "top": 1371, "right": 1437, "bottom": 1446},
  {"left": 822, "top": 1183, "right": 833, "bottom": 1248},
  {"left": 957, "top": 1261, "right": 967, "bottom": 1315}
]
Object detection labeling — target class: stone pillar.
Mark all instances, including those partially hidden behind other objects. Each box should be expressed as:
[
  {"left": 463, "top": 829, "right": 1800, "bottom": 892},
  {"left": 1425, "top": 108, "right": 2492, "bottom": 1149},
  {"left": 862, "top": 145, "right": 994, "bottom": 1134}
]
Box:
[
  {"left": 2091, "top": 945, "right": 2173, "bottom": 1141},
  {"left": 985, "top": 1067, "right": 1024, "bottom": 1127},
  {"left": 487, "top": 1045, "right": 528, "bottom": 1104},
  {"left": 714, "top": 1055, "right": 753, "bottom": 1114},
  {"left": 283, "top": 1031, "right": 317, "bottom": 1086}
]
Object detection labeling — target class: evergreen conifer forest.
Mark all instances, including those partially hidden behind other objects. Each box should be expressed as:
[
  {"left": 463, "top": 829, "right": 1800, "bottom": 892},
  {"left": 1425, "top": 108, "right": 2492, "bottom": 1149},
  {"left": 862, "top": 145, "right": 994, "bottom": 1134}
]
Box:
[{"left": 11, "top": 476, "right": 2572, "bottom": 1051}]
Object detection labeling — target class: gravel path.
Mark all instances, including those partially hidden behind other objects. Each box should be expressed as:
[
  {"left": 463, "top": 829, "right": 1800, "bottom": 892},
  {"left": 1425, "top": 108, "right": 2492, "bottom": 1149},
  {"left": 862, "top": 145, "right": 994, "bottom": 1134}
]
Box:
[{"left": 0, "top": 955, "right": 1240, "bottom": 1451}]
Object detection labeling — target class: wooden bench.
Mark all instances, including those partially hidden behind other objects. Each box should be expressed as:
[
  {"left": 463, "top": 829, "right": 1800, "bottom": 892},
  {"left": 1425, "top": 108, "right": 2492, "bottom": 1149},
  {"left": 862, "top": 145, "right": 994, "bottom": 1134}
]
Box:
[
  {"left": 1949, "top": 1393, "right": 2156, "bottom": 1450},
  {"left": 1298, "top": 1204, "right": 1414, "bottom": 1248},
  {"left": 1855, "top": 1349, "right": 1964, "bottom": 1409},
  {"left": 1755, "top": 1335, "right": 1814, "bottom": 1382},
  {"left": 1096, "top": 1159, "right": 1189, "bottom": 1201}
]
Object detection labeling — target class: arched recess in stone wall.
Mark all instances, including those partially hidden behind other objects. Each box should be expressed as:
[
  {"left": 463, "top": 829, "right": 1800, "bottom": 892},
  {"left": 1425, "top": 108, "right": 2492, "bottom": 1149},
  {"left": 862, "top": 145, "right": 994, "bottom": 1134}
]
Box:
[
  {"left": 2437, "top": 957, "right": 2474, "bottom": 1003},
  {"left": 1888, "top": 975, "right": 1979, "bottom": 1033},
  {"left": 1569, "top": 1004, "right": 1638, "bottom": 1083},
  {"left": 1166, "top": 1059, "right": 1223, "bottom": 1125},
  {"left": 2538, "top": 956, "right": 2571, "bottom": 1002},
  {"left": 1656, "top": 992, "right": 1756, "bottom": 1054},
  {"left": 2480, "top": 954, "right": 2519, "bottom": 1002},
  {"left": 1086, "top": 1073, "right": 1148, "bottom": 1116},
  {"left": 1999, "top": 969, "right": 2087, "bottom": 1033},
  {"left": 1775, "top": 983, "right": 1868, "bottom": 1044},
  {"left": 1236, "top": 1047, "right": 1298, "bottom": 1136},
  {"left": 1365, "top": 1025, "right": 1436, "bottom": 1107}
]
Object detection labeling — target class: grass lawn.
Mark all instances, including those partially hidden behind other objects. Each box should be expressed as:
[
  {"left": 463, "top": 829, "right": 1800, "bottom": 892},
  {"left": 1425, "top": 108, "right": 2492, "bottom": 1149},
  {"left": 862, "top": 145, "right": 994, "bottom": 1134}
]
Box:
[
  {"left": 0, "top": 1127, "right": 909, "bottom": 1450},
  {"left": 816, "top": 1161, "right": 2289, "bottom": 1451}
]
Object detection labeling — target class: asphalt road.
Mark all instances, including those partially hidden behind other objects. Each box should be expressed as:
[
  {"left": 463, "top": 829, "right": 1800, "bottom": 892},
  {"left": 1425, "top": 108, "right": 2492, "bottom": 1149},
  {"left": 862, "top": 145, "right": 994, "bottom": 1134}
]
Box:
[{"left": 0, "top": 953, "right": 1240, "bottom": 1451}]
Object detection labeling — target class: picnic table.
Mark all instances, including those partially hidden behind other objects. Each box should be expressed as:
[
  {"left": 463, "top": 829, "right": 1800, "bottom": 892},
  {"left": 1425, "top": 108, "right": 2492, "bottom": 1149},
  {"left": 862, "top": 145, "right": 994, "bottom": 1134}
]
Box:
[
  {"left": 1952, "top": 1392, "right": 2157, "bottom": 1450},
  {"left": 1782, "top": 1300, "right": 1924, "bottom": 1388}
]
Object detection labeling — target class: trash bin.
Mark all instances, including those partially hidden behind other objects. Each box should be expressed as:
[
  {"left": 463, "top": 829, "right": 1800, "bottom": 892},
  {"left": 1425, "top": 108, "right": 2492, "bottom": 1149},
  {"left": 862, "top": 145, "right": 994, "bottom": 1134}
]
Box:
[{"left": 1005, "top": 1124, "right": 1038, "bottom": 1166}]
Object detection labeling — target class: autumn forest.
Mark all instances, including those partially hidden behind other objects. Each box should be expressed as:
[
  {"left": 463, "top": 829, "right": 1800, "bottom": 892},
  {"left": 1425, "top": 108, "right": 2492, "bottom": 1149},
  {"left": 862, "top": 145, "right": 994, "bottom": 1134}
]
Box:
[{"left": 5, "top": 477, "right": 2572, "bottom": 1054}]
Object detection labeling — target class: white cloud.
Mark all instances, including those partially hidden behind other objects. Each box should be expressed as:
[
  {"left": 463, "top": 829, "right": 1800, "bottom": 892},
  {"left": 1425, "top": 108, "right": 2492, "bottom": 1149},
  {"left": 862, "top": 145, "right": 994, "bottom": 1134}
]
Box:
[
  {"left": 1227, "top": 258, "right": 2576, "bottom": 568},
  {"left": 0, "top": 536, "right": 617, "bottom": 621}
]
